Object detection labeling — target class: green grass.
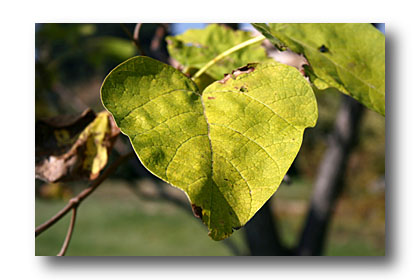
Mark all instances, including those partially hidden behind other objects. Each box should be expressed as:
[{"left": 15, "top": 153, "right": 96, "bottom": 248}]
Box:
[
  {"left": 35, "top": 180, "right": 248, "bottom": 256},
  {"left": 35, "top": 178, "right": 384, "bottom": 256}
]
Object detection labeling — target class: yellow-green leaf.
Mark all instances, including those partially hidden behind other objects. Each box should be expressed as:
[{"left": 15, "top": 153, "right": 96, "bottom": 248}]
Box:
[
  {"left": 101, "top": 56, "right": 317, "bottom": 240},
  {"left": 167, "top": 24, "right": 270, "bottom": 80},
  {"left": 253, "top": 23, "right": 385, "bottom": 115}
]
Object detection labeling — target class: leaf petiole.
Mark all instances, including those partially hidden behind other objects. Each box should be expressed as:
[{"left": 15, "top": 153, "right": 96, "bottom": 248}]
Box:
[{"left": 192, "top": 35, "right": 265, "bottom": 82}]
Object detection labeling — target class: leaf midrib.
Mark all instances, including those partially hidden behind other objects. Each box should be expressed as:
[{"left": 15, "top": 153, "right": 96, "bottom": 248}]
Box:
[{"left": 199, "top": 93, "right": 215, "bottom": 227}]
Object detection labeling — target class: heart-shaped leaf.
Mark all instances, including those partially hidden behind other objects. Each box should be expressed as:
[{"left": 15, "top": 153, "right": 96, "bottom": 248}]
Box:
[
  {"left": 253, "top": 23, "right": 385, "bottom": 116},
  {"left": 101, "top": 56, "right": 317, "bottom": 240}
]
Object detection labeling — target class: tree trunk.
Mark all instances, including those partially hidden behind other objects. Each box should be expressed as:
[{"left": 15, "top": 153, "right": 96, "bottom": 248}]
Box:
[
  {"left": 244, "top": 199, "right": 290, "bottom": 255},
  {"left": 296, "top": 94, "right": 365, "bottom": 256}
]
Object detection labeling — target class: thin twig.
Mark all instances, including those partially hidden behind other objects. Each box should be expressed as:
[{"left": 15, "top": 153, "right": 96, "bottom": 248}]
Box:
[
  {"left": 57, "top": 207, "right": 78, "bottom": 256},
  {"left": 150, "top": 24, "right": 166, "bottom": 51},
  {"left": 120, "top": 23, "right": 145, "bottom": 55},
  {"left": 35, "top": 152, "right": 134, "bottom": 237},
  {"left": 149, "top": 23, "right": 170, "bottom": 63},
  {"left": 133, "top": 23, "right": 142, "bottom": 42}
]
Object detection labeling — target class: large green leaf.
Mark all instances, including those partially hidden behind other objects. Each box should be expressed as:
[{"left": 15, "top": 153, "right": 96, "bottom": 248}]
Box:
[
  {"left": 101, "top": 56, "right": 317, "bottom": 240},
  {"left": 252, "top": 23, "right": 385, "bottom": 115},
  {"left": 166, "top": 24, "right": 269, "bottom": 80}
]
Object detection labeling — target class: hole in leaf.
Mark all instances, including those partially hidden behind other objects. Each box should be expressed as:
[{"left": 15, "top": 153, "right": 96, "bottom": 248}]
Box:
[
  {"left": 191, "top": 204, "right": 203, "bottom": 219},
  {"left": 318, "top": 45, "right": 329, "bottom": 53}
]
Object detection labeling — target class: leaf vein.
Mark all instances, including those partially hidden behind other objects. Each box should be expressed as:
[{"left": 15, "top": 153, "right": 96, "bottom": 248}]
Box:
[
  {"left": 199, "top": 95, "right": 215, "bottom": 226},
  {"left": 212, "top": 90, "right": 299, "bottom": 131},
  {"left": 164, "top": 134, "right": 208, "bottom": 180},
  {"left": 213, "top": 151, "right": 253, "bottom": 221},
  {"left": 119, "top": 89, "right": 195, "bottom": 123},
  {"left": 210, "top": 123, "right": 281, "bottom": 180},
  {"left": 130, "top": 111, "right": 201, "bottom": 139}
]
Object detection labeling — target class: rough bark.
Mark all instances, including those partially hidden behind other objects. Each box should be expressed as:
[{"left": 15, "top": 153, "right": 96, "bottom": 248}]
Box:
[{"left": 244, "top": 199, "right": 290, "bottom": 255}]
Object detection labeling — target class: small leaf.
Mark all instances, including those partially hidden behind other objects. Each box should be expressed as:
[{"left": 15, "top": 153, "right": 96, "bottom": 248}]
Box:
[
  {"left": 35, "top": 109, "right": 120, "bottom": 182},
  {"left": 167, "top": 24, "right": 270, "bottom": 79},
  {"left": 253, "top": 23, "right": 385, "bottom": 115},
  {"left": 101, "top": 56, "right": 317, "bottom": 240}
]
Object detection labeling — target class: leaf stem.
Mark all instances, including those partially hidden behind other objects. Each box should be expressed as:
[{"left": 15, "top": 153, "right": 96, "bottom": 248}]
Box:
[{"left": 192, "top": 35, "right": 265, "bottom": 81}]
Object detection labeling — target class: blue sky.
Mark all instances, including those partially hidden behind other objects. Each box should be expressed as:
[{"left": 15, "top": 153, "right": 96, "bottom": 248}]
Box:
[
  {"left": 171, "top": 23, "right": 253, "bottom": 35},
  {"left": 171, "top": 23, "right": 385, "bottom": 35}
]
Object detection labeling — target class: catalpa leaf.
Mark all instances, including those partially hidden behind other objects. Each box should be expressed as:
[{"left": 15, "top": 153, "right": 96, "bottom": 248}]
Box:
[
  {"left": 252, "top": 23, "right": 385, "bottom": 116},
  {"left": 166, "top": 24, "right": 270, "bottom": 80},
  {"left": 101, "top": 56, "right": 317, "bottom": 240}
]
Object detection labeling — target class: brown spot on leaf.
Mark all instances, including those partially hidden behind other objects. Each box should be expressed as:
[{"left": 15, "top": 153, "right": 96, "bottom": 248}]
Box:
[
  {"left": 191, "top": 204, "right": 203, "bottom": 219},
  {"left": 231, "top": 63, "right": 256, "bottom": 79},
  {"left": 234, "top": 63, "right": 256, "bottom": 74},
  {"left": 218, "top": 63, "right": 257, "bottom": 84},
  {"left": 208, "top": 96, "right": 216, "bottom": 100},
  {"left": 219, "top": 73, "right": 233, "bottom": 84},
  {"left": 347, "top": 62, "right": 356, "bottom": 69}
]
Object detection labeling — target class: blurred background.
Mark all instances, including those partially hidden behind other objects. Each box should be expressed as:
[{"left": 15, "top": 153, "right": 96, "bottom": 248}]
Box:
[{"left": 35, "top": 23, "right": 385, "bottom": 256}]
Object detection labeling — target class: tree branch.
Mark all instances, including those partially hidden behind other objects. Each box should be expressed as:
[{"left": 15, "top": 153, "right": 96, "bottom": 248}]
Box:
[
  {"left": 57, "top": 207, "right": 77, "bottom": 256},
  {"left": 296, "top": 95, "right": 365, "bottom": 255},
  {"left": 149, "top": 23, "right": 170, "bottom": 63},
  {"left": 120, "top": 23, "right": 145, "bottom": 55},
  {"left": 35, "top": 152, "right": 134, "bottom": 237},
  {"left": 133, "top": 23, "right": 142, "bottom": 42},
  {"left": 244, "top": 199, "right": 291, "bottom": 255}
]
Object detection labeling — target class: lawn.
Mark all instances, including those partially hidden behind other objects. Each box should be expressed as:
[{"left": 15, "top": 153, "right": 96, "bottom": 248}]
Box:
[{"left": 35, "top": 178, "right": 384, "bottom": 256}]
